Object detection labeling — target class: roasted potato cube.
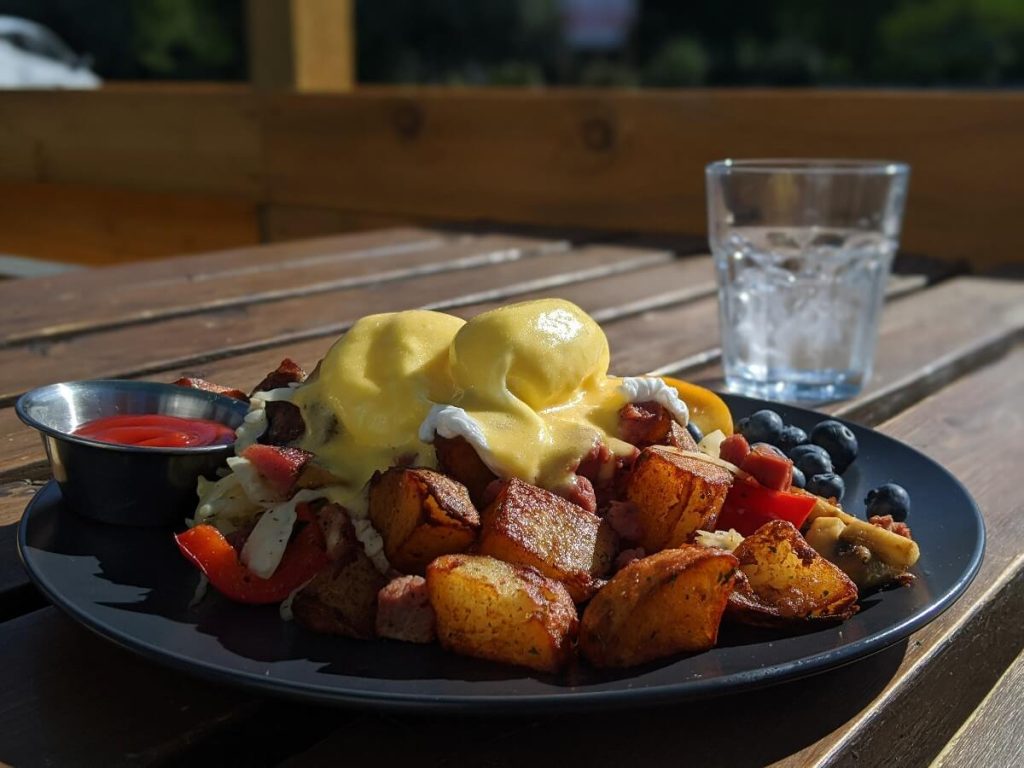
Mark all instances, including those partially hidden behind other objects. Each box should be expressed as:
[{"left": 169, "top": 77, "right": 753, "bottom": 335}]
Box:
[
  {"left": 369, "top": 467, "right": 480, "bottom": 575},
  {"left": 727, "top": 520, "right": 859, "bottom": 625},
  {"left": 580, "top": 545, "right": 739, "bottom": 668},
  {"left": 478, "top": 478, "right": 616, "bottom": 602},
  {"left": 626, "top": 446, "right": 733, "bottom": 552},
  {"left": 426, "top": 554, "right": 578, "bottom": 673},
  {"left": 434, "top": 435, "right": 497, "bottom": 508},
  {"left": 292, "top": 550, "right": 388, "bottom": 639}
]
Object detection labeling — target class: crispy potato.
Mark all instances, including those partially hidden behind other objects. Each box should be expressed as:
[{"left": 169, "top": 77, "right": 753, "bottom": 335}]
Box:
[
  {"left": 426, "top": 554, "right": 578, "bottom": 673},
  {"left": 727, "top": 520, "right": 858, "bottom": 625},
  {"left": 369, "top": 467, "right": 480, "bottom": 575},
  {"left": 478, "top": 478, "right": 616, "bottom": 602},
  {"left": 580, "top": 545, "right": 739, "bottom": 668},
  {"left": 434, "top": 435, "right": 497, "bottom": 508},
  {"left": 626, "top": 446, "right": 733, "bottom": 552},
  {"left": 292, "top": 521, "right": 388, "bottom": 639}
]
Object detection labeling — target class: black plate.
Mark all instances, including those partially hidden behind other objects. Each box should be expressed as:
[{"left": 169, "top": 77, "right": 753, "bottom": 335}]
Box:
[{"left": 18, "top": 395, "right": 984, "bottom": 712}]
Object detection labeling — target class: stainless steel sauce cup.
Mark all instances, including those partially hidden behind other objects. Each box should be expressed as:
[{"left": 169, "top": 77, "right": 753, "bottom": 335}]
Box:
[{"left": 16, "top": 380, "right": 249, "bottom": 526}]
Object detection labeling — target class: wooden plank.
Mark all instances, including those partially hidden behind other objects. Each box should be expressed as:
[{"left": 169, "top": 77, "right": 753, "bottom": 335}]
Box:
[
  {"left": 0, "top": 256, "right": 711, "bottom": 489},
  {"left": 269, "top": 346, "right": 1024, "bottom": 768},
  {"left": 932, "top": 651, "right": 1024, "bottom": 768},
  {"left": 4, "top": 90, "right": 1022, "bottom": 267},
  {"left": 0, "top": 90, "right": 261, "bottom": 196},
  {"left": 263, "top": 89, "right": 1024, "bottom": 268},
  {"left": 0, "top": 232, "right": 561, "bottom": 345},
  {"left": 0, "top": 609, "right": 262, "bottom": 768},
  {"left": 0, "top": 244, "right": 671, "bottom": 406},
  {"left": 261, "top": 204, "right": 427, "bottom": 242},
  {"left": 248, "top": 0, "right": 355, "bottom": 92},
  {"left": 0, "top": 226, "right": 444, "bottom": 301},
  {"left": 0, "top": 182, "right": 260, "bottom": 267}
]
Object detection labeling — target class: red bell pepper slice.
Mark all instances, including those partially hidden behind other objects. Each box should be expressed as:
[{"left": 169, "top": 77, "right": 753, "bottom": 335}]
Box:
[
  {"left": 175, "top": 520, "right": 329, "bottom": 605},
  {"left": 716, "top": 478, "right": 817, "bottom": 537}
]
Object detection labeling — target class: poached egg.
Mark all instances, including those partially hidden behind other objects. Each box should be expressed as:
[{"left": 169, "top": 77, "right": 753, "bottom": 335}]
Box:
[{"left": 290, "top": 299, "right": 688, "bottom": 508}]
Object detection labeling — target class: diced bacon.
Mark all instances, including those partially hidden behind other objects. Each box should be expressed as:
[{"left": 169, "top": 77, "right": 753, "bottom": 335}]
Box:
[
  {"left": 375, "top": 575, "right": 436, "bottom": 643},
  {"left": 173, "top": 377, "right": 248, "bottom": 402},
  {"left": 251, "top": 358, "right": 307, "bottom": 395},
  {"left": 605, "top": 500, "right": 643, "bottom": 542},
  {"left": 241, "top": 444, "right": 314, "bottom": 499}
]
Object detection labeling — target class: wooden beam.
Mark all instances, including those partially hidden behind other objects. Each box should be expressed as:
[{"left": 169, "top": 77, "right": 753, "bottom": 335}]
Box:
[
  {"left": 1, "top": 88, "right": 1022, "bottom": 266},
  {"left": 0, "top": 182, "right": 260, "bottom": 266},
  {"left": 247, "top": 0, "right": 355, "bottom": 92}
]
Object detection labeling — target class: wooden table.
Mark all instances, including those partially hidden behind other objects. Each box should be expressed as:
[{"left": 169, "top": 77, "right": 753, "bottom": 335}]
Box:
[{"left": 1, "top": 227, "right": 1021, "bottom": 767}]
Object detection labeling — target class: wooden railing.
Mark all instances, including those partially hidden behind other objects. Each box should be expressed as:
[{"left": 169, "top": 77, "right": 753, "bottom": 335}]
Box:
[{"left": 1, "top": 86, "right": 1021, "bottom": 267}]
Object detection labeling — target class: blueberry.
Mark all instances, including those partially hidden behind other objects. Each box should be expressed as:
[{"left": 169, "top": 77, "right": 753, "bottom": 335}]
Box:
[
  {"left": 807, "top": 472, "right": 845, "bottom": 501},
  {"left": 865, "top": 483, "right": 911, "bottom": 522},
  {"left": 789, "top": 444, "right": 832, "bottom": 477},
  {"left": 791, "top": 466, "right": 806, "bottom": 489},
  {"left": 685, "top": 421, "right": 704, "bottom": 444},
  {"left": 810, "top": 420, "right": 859, "bottom": 474},
  {"left": 777, "top": 424, "right": 808, "bottom": 453},
  {"left": 738, "top": 409, "right": 784, "bottom": 445}
]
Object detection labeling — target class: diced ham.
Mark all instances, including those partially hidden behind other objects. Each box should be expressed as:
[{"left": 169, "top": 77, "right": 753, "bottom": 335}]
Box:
[
  {"left": 241, "top": 444, "right": 314, "bottom": 499},
  {"left": 251, "top": 358, "right": 307, "bottom": 395},
  {"left": 618, "top": 401, "right": 673, "bottom": 447},
  {"left": 614, "top": 546, "right": 646, "bottom": 572},
  {"left": 663, "top": 421, "right": 699, "bottom": 451},
  {"left": 605, "top": 500, "right": 643, "bottom": 542},
  {"left": 262, "top": 401, "right": 306, "bottom": 446},
  {"left": 310, "top": 501, "right": 357, "bottom": 561},
  {"left": 375, "top": 575, "right": 436, "bottom": 643},
  {"left": 740, "top": 443, "right": 793, "bottom": 491},
  {"left": 173, "top": 377, "right": 248, "bottom": 402},
  {"left": 719, "top": 433, "right": 751, "bottom": 466},
  {"left": 560, "top": 474, "right": 597, "bottom": 514},
  {"left": 869, "top": 514, "right": 913, "bottom": 540}
]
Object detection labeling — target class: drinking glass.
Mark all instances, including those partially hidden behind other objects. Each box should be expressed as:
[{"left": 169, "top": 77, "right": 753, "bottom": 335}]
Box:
[{"left": 706, "top": 159, "right": 910, "bottom": 401}]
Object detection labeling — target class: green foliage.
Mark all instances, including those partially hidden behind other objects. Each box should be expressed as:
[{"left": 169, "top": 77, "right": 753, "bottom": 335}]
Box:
[
  {"left": 131, "top": 0, "right": 242, "bottom": 79},
  {"left": 644, "top": 38, "right": 709, "bottom": 87},
  {"left": 878, "top": 0, "right": 1024, "bottom": 83},
  {"left": 3, "top": 0, "right": 1022, "bottom": 86}
]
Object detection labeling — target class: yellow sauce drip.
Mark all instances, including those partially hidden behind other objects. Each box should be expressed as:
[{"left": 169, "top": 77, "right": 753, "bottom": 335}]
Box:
[{"left": 292, "top": 300, "right": 645, "bottom": 507}]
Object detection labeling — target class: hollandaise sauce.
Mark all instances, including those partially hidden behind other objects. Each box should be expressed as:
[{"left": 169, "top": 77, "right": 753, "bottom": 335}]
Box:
[{"left": 290, "top": 299, "right": 689, "bottom": 508}]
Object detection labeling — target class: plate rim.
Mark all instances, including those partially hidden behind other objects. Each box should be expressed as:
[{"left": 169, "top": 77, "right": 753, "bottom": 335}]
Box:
[{"left": 17, "top": 396, "right": 987, "bottom": 712}]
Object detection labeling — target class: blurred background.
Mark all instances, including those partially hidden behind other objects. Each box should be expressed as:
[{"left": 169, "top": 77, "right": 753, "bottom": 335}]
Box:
[
  {"left": 0, "top": 0, "right": 1021, "bottom": 274},
  {"left": 2, "top": 0, "right": 1023, "bottom": 87}
]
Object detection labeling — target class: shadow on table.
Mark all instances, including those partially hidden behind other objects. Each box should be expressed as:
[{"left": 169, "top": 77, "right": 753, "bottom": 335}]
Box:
[{"left": 276, "top": 639, "right": 908, "bottom": 768}]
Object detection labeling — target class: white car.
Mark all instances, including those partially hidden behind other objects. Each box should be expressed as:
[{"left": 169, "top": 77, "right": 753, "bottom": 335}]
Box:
[{"left": 0, "top": 16, "right": 100, "bottom": 88}]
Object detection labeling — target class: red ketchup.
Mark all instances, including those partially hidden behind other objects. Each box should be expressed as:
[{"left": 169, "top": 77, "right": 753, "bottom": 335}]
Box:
[{"left": 73, "top": 414, "right": 236, "bottom": 448}]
